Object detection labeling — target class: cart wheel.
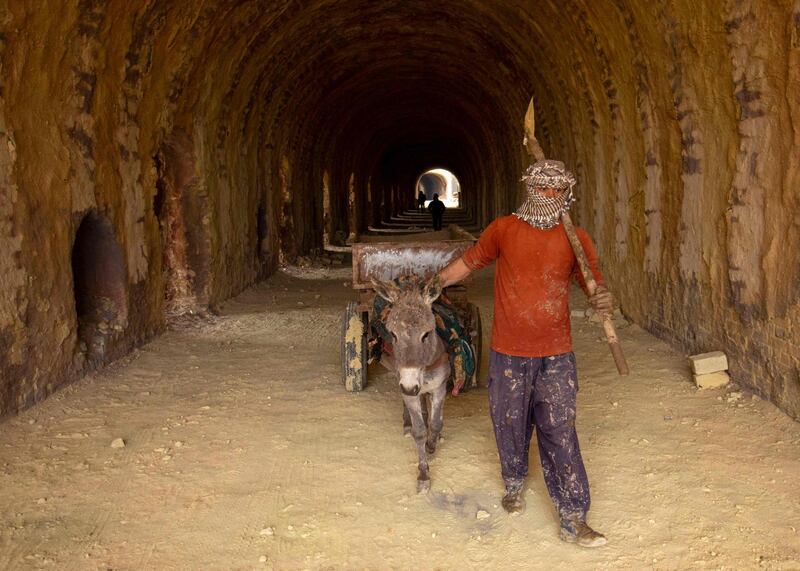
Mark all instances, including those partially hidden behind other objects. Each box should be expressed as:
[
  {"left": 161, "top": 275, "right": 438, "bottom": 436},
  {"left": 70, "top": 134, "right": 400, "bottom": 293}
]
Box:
[
  {"left": 466, "top": 303, "right": 482, "bottom": 389},
  {"left": 341, "top": 301, "right": 368, "bottom": 392}
]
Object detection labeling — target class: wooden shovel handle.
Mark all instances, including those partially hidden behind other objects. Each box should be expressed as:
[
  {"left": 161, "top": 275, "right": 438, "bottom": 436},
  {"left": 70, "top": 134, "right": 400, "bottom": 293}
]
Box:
[
  {"left": 561, "top": 212, "right": 630, "bottom": 376},
  {"left": 524, "top": 97, "right": 628, "bottom": 375}
]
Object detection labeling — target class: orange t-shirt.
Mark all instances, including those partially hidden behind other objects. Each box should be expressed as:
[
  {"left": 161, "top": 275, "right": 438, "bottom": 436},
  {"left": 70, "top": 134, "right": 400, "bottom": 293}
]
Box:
[{"left": 462, "top": 215, "right": 604, "bottom": 357}]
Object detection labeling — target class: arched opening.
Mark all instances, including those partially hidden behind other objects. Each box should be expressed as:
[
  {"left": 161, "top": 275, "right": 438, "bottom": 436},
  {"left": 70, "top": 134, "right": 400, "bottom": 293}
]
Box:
[
  {"left": 416, "top": 169, "right": 461, "bottom": 208},
  {"left": 71, "top": 212, "right": 128, "bottom": 361}
]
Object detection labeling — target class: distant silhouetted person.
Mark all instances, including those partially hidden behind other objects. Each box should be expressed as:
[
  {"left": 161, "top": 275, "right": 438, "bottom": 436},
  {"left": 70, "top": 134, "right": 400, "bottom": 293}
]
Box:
[
  {"left": 417, "top": 190, "right": 426, "bottom": 210},
  {"left": 428, "top": 193, "right": 445, "bottom": 231}
]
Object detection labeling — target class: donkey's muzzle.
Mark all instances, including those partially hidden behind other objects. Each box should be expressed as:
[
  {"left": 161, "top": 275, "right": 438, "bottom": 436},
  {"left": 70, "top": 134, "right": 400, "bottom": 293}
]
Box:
[{"left": 400, "top": 385, "right": 420, "bottom": 396}]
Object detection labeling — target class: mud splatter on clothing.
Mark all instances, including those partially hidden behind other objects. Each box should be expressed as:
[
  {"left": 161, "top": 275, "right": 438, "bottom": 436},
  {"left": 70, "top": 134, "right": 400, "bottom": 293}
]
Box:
[
  {"left": 487, "top": 349, "right": 590, "bottom": 519},
  {"left": 460, "top": 215, "right": 603, "bottom": 356}
]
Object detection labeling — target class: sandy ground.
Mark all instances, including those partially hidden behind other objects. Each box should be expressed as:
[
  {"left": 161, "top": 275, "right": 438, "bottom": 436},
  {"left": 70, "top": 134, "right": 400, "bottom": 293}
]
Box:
[{"left": 1, "top": 263, "right": 799, "bottom": 571}]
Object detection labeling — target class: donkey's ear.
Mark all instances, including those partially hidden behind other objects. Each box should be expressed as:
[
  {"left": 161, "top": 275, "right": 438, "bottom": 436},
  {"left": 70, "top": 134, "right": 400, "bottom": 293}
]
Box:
[
  {"left": 422, "top": 274, "right": 443, "bottom": 305},
  {"left": 371, "top": 278, "right": 400, "bottom": 303}
]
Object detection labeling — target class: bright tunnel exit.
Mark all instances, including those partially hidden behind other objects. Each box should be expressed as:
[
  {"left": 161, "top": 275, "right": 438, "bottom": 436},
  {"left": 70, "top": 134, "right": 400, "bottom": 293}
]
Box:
[{"left": 416, "top": 169, "right": 461, "bottom": 208}]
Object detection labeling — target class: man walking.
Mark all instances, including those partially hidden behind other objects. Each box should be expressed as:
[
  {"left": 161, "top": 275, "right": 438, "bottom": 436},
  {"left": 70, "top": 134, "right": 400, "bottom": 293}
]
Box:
[
  {"left": 417, "top": 189, "right": 427, "bottom": 210},
  {"left": 438, "top": 159, "right": 612, "bottom": 548},
  {"left": 428, "top": 193, "right": 445, "bottom": 231}
]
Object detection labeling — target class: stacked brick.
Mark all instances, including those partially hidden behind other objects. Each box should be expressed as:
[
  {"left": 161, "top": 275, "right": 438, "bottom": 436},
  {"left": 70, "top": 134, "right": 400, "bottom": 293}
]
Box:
[{"left": 688, "top": 351, "right": 730, "bottom": 389}]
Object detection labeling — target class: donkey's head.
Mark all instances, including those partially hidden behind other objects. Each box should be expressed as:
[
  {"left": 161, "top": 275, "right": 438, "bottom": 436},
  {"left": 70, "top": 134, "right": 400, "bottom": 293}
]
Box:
[{"left": 373, "top": 276, "right": 444, "bottom": 396}]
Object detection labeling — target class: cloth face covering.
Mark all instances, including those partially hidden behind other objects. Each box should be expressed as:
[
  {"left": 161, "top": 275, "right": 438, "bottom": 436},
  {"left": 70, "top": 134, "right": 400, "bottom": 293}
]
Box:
[
  {"left": 515, "top": 185, "right": 574, "bottom": 229},
  {"left": 514, "top": 160, "right": 577, "bottom": 230}
]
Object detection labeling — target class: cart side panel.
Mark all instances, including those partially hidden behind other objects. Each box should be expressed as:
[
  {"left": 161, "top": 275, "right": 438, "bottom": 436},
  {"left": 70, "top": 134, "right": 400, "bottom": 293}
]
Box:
[{"left": 352, "top": 241, "right": 472, "bottom": 289}]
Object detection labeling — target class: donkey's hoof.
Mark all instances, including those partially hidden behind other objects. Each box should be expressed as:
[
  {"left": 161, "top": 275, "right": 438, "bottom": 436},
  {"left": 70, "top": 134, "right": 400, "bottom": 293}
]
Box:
[
  {"left": 425, "top": 441, "right": 437, "bottom": 454},
  {"left": 416, "top": 479, "right": 431, "bottom": 494},
  {"left": 403, "top": 426, "right": 412, "bottom": 437}
]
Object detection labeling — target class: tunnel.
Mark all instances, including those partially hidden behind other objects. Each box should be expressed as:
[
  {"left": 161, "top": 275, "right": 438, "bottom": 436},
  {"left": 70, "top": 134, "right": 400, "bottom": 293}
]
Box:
[
  {"left": 71, "top": 211, "right": 128, "bottom": 363},
  {"left": 1, "top": 0, "right": 797, "bottom": 422},
  {"left": 418, "top": 169, "right": 461, "bottom": 207},
  {"left": 1, "top": 1, "right": 799, "bottom": 566}
]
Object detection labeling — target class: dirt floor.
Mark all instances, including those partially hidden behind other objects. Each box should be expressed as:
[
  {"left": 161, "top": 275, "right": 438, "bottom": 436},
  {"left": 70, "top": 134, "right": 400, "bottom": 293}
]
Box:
[{"left": 1, "top": 263, "right": 799, "bottom": 571}]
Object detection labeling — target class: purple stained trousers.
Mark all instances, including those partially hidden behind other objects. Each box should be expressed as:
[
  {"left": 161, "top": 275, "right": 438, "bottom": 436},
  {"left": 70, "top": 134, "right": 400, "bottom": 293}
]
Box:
[{"left": 487, "top": 349, "right": 591, "bottom": 519}]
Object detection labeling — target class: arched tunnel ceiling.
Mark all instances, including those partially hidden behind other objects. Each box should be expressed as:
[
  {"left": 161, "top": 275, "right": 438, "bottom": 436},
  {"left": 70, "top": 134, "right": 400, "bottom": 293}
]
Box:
[
  {"left": 245, "top": 1, "right": 539, "bottom": 215},
  {"left": 183, "top": 1, "right": 563, "bottom": 201},
  {"left": 1, "top": 1, "right": 799, "bottom": 420}
]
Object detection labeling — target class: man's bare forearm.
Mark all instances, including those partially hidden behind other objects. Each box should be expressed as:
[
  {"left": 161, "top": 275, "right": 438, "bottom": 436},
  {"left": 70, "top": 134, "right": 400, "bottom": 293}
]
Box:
[{"left": 438, "top": 257, "right": 473, "bottom": 288}]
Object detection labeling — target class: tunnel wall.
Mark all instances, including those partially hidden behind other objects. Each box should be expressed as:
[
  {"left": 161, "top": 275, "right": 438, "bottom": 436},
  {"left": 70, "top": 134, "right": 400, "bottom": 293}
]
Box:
[
  {"left": 0, "top": 1, "right": 798, "bottom": 420},
  {"left": 0, "top": 2, "right": 285, "bottom": 417},
  {"left": 528, "top": 0, "right": 800, "bottom": 418}
]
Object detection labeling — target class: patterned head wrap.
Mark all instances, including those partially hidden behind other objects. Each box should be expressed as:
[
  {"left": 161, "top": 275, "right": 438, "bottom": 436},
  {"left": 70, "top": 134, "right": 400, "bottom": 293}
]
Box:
[{"left": 514, "top": 160, "right": 577, "bottom": 229}]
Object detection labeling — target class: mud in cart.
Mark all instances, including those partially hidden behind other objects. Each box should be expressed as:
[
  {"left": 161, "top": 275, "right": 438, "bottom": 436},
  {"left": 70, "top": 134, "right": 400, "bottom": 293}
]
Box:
[{"left": 340, "top": 226, "right": 483, "bottom": 392}]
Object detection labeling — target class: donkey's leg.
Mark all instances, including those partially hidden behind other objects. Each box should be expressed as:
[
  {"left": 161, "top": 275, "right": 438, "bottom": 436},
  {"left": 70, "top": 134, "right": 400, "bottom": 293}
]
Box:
[
  {"left": 405, "top": 392, "right": 428, "bottom": 436},
  {"left": 426, "top": 381, "right": 447, "bottom": 454},
  {"left": 403, "top": 394, "right": 431, "bottom": 493},
  {"left": 402, "top": 403, "right": 412, "bottom": 436}
]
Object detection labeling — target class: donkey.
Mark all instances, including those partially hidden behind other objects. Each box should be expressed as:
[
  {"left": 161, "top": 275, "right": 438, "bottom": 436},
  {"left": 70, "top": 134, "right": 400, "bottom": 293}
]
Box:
[{"left": 372, "top": 276, "right": 450, "bottom": 493}]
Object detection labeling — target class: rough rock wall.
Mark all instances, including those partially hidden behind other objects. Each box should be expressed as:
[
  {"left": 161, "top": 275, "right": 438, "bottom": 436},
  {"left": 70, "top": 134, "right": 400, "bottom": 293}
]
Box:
[
  {"left": 0, "top": 1, "right": 283, "bottom": 417},
  {"left": 0, "top": 0, "right": 797, "bottom": 419},
  {"left": 538, "top": 0, "right": 800, "bottom": 418}
]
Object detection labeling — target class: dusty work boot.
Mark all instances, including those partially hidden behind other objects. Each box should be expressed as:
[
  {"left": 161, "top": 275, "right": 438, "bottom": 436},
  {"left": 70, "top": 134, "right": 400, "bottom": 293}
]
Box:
[
  {"left": 559, "top": 515, "right": 607, "bottom": 547},
  {"left": 501, "top": 481, "right": 525, "bottom": 515}
]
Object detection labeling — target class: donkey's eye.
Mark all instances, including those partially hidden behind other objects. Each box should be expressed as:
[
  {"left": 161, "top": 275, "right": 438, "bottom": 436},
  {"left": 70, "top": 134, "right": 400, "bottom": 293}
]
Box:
[{"left": 421, "top": 332, "right": 430, "bottom": 342}]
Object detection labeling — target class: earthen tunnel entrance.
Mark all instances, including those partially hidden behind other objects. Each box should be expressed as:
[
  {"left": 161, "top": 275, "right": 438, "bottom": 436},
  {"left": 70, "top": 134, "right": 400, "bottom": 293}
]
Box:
[
  {"left": 1, "top": 2, "right": 799, "bottom": 567},
  {"left": 0, "top": 0, "right": 796, "bottom": 438}
]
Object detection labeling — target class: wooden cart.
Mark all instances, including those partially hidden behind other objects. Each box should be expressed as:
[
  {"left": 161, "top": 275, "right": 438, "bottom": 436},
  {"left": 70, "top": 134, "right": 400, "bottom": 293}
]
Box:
[{"left": 340, "top": 226, "right": 482, "bottom": 391}]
